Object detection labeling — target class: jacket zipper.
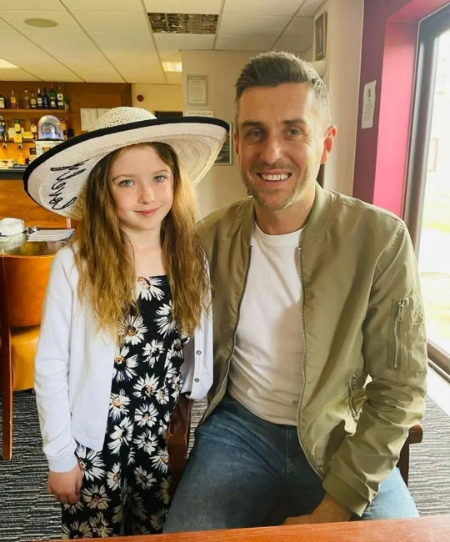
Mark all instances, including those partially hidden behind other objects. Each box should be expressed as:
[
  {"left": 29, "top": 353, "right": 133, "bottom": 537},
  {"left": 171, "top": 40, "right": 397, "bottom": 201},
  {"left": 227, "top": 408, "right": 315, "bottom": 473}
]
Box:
[
  {"left": 393, "top": 299, "right": 406, "bottom": 370},
  {"left": 296, "top": 246, "right": 323, "bottom": 479},
  {"left": 348, "top": 373, "right": 358, "bottom": 418},
  {"left": 204, "top": 245, "right": 253, "bottom": 417}
]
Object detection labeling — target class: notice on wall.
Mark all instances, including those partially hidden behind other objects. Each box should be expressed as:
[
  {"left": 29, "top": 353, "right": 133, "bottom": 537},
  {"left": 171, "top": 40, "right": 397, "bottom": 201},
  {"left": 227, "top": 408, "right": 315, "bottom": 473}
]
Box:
[
  {"left": 184, "top": 110, "right": 214, "bottom": 117},
  {"left": 362, "top": 80, "right": 377, "bottom": 129},
  {"left": 187, "top": 75, "right": 207, "bottom": 105},
  {"left": 80, "top": 108, "right": 98, "bottom": 132}
]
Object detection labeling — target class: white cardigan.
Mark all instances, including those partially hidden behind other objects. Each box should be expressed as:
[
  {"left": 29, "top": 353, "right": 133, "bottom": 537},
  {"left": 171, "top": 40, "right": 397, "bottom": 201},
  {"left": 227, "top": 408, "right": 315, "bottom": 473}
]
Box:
[{"left": 34, "top": 246, "right": 213, "bottom": 473}]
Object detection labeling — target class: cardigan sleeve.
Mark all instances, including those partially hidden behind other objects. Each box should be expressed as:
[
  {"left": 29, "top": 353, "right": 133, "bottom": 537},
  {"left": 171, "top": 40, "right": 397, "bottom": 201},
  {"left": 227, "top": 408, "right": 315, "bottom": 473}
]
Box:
[{"left": 34, "top": 248, "right": 78, "bottom": 472}]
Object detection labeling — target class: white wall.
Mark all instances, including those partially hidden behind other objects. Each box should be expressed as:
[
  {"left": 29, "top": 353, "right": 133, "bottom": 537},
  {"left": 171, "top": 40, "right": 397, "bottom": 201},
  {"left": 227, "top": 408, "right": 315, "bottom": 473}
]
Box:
[
  {"left": 181, "top": 50, "right": 254, "bottom": 218},
  {"left": 131, "top": 84, "right": 183, "bottom": 113},
  {"left": 314, "top": 0, "right": 364, "bottom": 195}
]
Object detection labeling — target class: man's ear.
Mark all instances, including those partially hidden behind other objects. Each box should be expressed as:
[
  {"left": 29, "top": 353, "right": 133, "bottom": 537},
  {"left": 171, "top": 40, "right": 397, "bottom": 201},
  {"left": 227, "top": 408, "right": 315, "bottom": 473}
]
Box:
[
  {"left": 320, "top": 125, "right": 337, "bottom": 165},
  {"left": 234, "top": 129, "right": 240, "bottom": 158}
]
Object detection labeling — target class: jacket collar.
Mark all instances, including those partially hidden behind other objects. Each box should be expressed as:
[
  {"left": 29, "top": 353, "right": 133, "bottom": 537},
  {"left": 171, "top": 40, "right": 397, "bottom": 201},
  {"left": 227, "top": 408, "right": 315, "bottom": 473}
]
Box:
[{"left": 237, "top": 182, "right": 333, "bottom": 246}]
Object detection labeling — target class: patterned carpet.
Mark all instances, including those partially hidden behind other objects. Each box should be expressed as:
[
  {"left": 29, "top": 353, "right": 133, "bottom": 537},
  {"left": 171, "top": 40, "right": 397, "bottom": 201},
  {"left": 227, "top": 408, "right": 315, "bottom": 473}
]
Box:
[{"left": 0, "top": 393, "right": 449, "bottom": 541}]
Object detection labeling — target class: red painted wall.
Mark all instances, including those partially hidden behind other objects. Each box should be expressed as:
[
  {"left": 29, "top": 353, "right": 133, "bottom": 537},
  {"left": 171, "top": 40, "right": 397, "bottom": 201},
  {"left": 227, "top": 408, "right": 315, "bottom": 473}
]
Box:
[{"left": 353, "top": 0, "right": 449, "bottom": 216}]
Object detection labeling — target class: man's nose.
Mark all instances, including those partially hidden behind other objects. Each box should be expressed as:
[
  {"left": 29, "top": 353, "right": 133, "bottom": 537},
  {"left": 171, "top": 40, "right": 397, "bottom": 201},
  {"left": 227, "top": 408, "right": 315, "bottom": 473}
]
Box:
[{"left": 260, "top": 135, "right": 284, "bottom": 165}]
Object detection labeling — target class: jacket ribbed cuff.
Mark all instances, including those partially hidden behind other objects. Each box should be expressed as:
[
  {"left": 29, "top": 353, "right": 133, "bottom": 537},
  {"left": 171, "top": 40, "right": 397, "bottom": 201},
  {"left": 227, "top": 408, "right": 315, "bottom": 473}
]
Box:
[{"left": 322, "top": 472, "right": 369, "bottom": 517}]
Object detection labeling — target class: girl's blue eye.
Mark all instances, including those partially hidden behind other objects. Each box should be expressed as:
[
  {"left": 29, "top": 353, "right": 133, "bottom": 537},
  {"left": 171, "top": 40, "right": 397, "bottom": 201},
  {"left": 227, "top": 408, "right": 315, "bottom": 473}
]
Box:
[
  {"left": 119, "top": 179, "right": 133, "bottom": 187},
  {"left": 154, "top": 175, "right": 166, "bottom": 183}
]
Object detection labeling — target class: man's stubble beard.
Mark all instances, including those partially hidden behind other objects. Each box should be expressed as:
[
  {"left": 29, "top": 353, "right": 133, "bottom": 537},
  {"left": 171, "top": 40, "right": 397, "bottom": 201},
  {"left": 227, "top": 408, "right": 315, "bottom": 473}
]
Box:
[{"left": 240, "top": 166, "right": 312, "bottom": 211}]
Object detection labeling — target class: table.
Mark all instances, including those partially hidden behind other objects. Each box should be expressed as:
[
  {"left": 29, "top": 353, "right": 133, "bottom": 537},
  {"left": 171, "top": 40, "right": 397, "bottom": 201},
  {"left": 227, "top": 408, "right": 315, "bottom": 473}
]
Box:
[{"left": 37, "top": 515, "right": 450, "bottom": 542}]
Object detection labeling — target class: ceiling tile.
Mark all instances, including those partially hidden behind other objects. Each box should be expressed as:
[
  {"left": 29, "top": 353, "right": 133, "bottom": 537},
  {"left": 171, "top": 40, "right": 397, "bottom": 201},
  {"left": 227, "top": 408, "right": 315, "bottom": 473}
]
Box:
[
  {"left": 219, "top": 15, "right": 290, "bottom": 36},
  {"left": 0, "top": 68, "right": 40, "bottom": 81},
  {"left": 24, "top": 32, "right": 124, "bottom": 83},
  {"left": 0, "top": 32, "right": 83, "bottom": 81},
  {"left": 215, "top": 34, "right": 277, "bottom": 51},
  {"left": 92, "top": 32, "right": 166, "bottom": 83},
  {"left": 143, "top": 0, "right": 222, "bottom": 15},
  {"left": 0, "top": 19, "right": 16, "bottom": 32},
  {"left": 1, "top": 11, "right": 82, "bottom": 34},
  {"left": 155, "top": 34, "right": 214, "bottom": 62},
  {"left": 273, "top": 34, "right": 313, "bottom": 52},
  {"left": 63, "top": 0, "right": 144, "bottom": 12},
  {"left": 297, "top": 0, "right": 325, "bottom": 17},
  {"left": 73, "top": 12, "right": 150, "bottom": 33},
  {"left": 223, "top": 0, "right": 302, "bottom": 17},
  {"left": 0, "top": 1, "right": 65, "bottom": 11}
]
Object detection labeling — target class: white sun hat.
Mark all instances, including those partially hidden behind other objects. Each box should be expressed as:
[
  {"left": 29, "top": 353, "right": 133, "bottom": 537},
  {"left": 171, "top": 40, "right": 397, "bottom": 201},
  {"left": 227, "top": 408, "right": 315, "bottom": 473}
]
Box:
[{"left": 24, "top": 107, "right": 229, "bottom": 220}]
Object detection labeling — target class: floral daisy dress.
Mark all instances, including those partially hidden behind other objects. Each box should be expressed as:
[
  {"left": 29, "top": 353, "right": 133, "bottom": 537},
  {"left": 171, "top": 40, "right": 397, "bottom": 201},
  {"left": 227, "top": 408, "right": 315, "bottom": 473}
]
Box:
[{"left": 61, "top": 275, "right": 186, "bottom": 539}]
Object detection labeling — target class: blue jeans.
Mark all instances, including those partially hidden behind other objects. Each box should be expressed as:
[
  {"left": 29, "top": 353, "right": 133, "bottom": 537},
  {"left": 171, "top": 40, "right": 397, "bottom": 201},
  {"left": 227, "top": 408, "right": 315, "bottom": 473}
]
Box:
[{"left": 164, "top": 396, "right": 418, "bottom": 532}]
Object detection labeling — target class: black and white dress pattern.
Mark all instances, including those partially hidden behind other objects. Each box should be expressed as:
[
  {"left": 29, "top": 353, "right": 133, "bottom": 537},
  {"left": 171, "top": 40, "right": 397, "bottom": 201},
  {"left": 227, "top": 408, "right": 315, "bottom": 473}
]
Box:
[{"left": 61, "top": 275, "right": 186, "bottom": 539}]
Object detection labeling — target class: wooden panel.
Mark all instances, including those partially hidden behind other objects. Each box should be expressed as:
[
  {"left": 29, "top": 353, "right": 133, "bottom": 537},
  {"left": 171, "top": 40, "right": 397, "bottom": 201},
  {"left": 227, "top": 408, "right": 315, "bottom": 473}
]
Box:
[
  {"left": 64, "top": 82, "right": 132, "bottom": 136},
  {"left": 36, "top": 515, "right": 450, "bottom": 542},
  {"left": 0, "top": 179, "right": 67, "bottom": 228}
]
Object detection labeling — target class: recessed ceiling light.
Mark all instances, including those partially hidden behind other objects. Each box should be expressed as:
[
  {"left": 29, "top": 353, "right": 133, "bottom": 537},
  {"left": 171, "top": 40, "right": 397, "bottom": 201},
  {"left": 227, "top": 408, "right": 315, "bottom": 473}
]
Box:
[
  {"left": 0, "top": 59, "right": 19, "bottom": 69},
  {"left": 24, "top": 18, "right": 58, "bottom": 28},
  {"left": 162, "top": 62, "right": 182, "bottom": 72}
]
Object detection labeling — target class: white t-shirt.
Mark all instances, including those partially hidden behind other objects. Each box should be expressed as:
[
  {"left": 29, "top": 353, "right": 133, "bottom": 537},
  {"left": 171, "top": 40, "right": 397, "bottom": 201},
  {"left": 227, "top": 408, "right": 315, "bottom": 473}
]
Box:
[{"left": 228, "top": 222, "right": 304, "bottom": 425}]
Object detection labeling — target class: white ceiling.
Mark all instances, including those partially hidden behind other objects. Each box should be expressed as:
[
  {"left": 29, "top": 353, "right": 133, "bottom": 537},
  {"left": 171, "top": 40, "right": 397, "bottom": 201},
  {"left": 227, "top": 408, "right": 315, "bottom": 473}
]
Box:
[{"left": 0, "top": 0, "right": 324, "bottom": 84}]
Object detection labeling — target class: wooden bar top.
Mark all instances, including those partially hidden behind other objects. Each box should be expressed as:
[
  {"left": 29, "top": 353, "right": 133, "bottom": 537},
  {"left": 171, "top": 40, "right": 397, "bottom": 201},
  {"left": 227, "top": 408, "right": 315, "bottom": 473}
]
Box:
[{"left": 36, "top": 515, "right": 450, "bottom": 542}]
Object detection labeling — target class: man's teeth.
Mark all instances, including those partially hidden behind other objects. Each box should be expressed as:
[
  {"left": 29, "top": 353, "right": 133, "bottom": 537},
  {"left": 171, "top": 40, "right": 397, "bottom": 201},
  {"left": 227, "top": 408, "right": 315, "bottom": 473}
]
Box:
[{"left": 260, "top": 174, "right": 290, "bottom": 181}]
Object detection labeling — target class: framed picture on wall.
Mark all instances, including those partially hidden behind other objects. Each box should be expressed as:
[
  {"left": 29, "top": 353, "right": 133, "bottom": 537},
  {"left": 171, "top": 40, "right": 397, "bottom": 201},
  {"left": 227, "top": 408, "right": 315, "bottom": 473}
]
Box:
[
  {"left": 187, "top": 75, "right": 207, "bottom": 105},
  {"left": 215, "top": 123, "right": 233, "bottom": 165},
  {"left": 315, "top": 12, "right": 327, "bottom": 60}
]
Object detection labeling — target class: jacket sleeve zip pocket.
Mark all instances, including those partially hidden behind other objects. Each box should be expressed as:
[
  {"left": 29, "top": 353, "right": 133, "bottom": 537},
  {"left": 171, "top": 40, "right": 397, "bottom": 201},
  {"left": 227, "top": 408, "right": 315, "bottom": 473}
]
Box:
[{"left": 393, "top": 299, "right": 406, "bottom": 370}]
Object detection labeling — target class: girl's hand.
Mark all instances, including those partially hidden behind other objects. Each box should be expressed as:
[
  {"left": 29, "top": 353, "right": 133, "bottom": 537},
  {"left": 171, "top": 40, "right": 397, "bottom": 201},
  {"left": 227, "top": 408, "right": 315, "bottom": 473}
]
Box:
[{"left": 48, "top": 463, "right": 83, "bottom": 504}]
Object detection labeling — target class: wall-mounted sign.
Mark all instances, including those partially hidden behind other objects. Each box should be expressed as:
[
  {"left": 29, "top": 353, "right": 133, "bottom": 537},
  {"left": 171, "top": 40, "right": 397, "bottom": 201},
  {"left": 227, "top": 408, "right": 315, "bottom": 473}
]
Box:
[{"left": 187, "top": 75, "right": 207, "bottom": 105}]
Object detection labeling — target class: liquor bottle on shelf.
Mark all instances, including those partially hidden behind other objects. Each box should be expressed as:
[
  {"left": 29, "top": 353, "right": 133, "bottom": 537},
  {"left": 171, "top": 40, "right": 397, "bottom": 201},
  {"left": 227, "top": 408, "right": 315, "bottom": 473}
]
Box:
[
  {"left": 64, "top": 96, "right": 69, "bottom": 110},
  {"left": 23, "top": 89, "right": 31, "bottom": 109},
  {"left": 14, "top": 117, "right": 23, "bottom": 149},
  {"left": 61, "top": 118, "right": 68, "bottom": 140},
  {"left": 57, "top": 86, "right": 64, "bottom": 109},
  {"left": 30, "top": 92, "right": 37, "bottom": 109},
  {"left": 0, "top": 92, "right": 5, "bottom": 109},
  {"left": 48, "top": 83, "right": 57, "bottom": 109},
  {"left": 42, "top": 87, "right": 49, "bottom": 109},
  {"left": 0, "top": 116, "right": 7, "bottom": 148},
  {"left": 10, "top": 90, "right": 18, "bottom": 109},
  {"left": 37, "top": 88, "right": 43, "bottom": 109},
  {"left": 30, "top": 117, "right": 38, "bottom": 140}
]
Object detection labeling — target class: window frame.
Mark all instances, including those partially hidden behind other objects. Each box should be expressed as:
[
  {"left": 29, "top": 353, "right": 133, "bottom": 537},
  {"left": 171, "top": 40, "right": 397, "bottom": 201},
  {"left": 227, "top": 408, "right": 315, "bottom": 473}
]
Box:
[{"left": 404, "top": 4, "right": 450, "bottom": 380}]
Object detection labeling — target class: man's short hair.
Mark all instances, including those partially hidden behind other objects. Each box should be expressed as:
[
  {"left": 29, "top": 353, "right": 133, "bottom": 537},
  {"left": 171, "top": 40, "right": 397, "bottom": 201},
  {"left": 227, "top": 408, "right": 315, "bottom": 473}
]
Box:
[{"left": 235, "top": 51, "right": 331, "bottom": 127}]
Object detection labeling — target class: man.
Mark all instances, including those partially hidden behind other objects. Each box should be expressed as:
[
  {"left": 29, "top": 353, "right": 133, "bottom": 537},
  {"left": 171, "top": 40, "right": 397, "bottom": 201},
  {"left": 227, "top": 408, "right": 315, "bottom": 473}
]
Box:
[{"left": 164, "top": 52, "right": 427, "bottom": 531}]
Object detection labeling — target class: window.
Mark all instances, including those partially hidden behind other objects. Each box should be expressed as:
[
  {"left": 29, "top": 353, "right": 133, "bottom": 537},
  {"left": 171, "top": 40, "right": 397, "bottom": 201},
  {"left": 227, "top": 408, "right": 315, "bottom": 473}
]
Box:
[
  {"left": 436, "top": 58, "right": 447, "bottom": 93},
  {"left": 405, "top": 6, "right": 450, "bottom": 379},
  {"left": 427, "top": 137, "right": 439, "bottom": 172}
]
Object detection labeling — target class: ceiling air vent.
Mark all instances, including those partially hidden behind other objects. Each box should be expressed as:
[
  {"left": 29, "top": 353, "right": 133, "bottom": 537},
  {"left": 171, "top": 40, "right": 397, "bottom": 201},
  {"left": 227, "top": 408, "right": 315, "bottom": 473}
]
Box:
[{"left": 148, "top": 13, "right": 218, "bottom": 34}]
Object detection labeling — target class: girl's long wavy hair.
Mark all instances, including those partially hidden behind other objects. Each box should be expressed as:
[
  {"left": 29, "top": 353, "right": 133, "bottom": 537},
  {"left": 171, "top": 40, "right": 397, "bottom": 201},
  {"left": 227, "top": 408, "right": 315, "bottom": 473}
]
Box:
[{"left": 70, "top": 142, "right": 209, "bottom": 338}]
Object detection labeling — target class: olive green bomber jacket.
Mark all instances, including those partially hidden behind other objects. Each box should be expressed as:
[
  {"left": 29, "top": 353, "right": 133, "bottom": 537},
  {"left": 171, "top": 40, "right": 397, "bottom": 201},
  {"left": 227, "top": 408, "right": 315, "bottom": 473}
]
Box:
[{"left": 198, "top": 183, "right": 427, "bottom": 516}]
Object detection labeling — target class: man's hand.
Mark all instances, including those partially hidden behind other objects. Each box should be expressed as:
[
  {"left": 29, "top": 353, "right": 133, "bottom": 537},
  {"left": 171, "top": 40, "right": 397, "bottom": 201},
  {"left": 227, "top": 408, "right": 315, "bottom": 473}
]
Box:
[
  {"left": 48, "top": 463, "right": 83, "bottom": 505},
  {"left": 283, "top": 493, "right": 352, "bottom": 525}
]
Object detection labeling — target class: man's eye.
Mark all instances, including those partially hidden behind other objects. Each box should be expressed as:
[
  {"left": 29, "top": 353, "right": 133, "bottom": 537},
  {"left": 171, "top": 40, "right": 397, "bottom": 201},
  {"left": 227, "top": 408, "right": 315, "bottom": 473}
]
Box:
[{"left": 248, "top": 129, "right": 262, "bottom": 138}]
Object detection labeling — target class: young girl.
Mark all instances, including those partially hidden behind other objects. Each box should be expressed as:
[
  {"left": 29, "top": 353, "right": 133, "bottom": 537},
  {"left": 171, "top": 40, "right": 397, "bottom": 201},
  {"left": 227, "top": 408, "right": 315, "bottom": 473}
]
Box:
[{"left": 25, "top": 107, "right": 228, "bottom": 538}]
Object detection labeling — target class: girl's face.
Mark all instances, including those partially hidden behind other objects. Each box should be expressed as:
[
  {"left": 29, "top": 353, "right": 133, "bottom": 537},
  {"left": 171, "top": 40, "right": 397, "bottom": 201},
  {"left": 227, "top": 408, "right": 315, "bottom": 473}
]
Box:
[{"left": 110, "top": 145, "right": 174, "bottom": 237}]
